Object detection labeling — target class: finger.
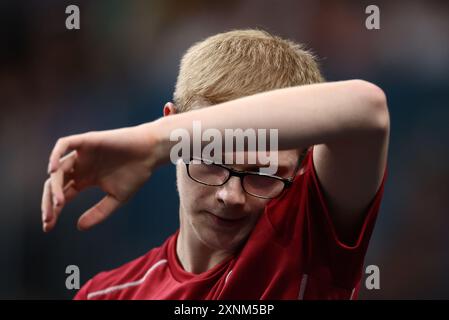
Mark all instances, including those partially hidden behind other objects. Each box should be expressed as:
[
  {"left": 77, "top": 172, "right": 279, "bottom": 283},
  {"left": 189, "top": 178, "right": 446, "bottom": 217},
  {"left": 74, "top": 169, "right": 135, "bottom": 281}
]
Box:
[
  {"left": 48, "top": 134, "right": 85, "bottom": 174},
  {"left": 44, "top": 181, "right": 61, "bottom": 232},
  {"left": 41, "top": 179, "right": 53, "bottom": 232},
  {"left": 77, "top": 195, "right": 122, "bottom": 231},
  {"left": 50, "top": 169, "right": 65, "bottom": 209},
  {"left": 44, "top": 180, "right": 79, "bottom": 232},
  {"left": 63, "top": 179, "right": 79, "bottom": 202},
  {"left": 49, "top": 150, "right": 78, "bottom": 210},
  {"left": 60, "top": 150, "right": 78, "bottom": 172},
  {"left": 52, "top": 179, "right": 79, "bottom": 221}
]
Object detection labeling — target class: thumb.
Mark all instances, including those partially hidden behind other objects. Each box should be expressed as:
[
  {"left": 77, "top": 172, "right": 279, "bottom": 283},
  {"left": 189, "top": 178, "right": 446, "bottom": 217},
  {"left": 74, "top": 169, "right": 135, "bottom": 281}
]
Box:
[{"left": 77, "top": 194, "right": 122, "bottom": 231}]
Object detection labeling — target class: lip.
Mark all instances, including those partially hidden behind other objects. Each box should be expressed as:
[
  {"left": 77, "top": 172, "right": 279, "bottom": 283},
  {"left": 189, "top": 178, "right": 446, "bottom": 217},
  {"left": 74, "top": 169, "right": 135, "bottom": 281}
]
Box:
[{"left": 205, "top": 211, "right": 248, "bottom": 228}]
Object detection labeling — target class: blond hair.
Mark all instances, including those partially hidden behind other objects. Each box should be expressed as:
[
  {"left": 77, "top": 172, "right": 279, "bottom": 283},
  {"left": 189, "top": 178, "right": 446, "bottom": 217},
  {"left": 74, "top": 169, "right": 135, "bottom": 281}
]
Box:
[{"left": 173, "top": 29, "right": 324, "bottom": 112}]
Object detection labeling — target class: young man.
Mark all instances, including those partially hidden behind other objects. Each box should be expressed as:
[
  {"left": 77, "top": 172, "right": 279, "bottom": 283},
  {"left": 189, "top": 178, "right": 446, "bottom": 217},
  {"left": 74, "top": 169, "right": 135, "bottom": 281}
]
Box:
[{"left": 42, "top": 29, "right": 389, "bottom": 299}]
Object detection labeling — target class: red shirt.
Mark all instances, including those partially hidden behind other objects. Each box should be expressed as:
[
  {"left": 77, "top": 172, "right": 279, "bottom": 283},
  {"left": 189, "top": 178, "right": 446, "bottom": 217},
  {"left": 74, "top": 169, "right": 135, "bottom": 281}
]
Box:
[{"left": 74, "top": 148, "right": 387, "bottom": 300}]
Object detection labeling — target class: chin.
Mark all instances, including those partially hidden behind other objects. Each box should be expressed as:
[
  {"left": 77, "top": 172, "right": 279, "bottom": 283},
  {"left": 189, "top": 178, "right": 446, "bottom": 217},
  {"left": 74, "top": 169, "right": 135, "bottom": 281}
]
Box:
[
  {"left": 194, "top": 219, "right": 252, "bottom": 252},
  {"left": 202, "top": 233, "right": 245, "bottom": 252}
]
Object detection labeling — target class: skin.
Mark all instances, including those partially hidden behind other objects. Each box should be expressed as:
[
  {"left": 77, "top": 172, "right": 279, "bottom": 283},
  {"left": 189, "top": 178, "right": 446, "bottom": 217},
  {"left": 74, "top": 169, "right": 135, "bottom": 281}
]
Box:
[
  {"left": 176, "top": 150, "right": 300, "bottom": 272},
  {"left": 42, "top": 80, "right": 389, "bottom": 274},
  {"left": 175, "top": 152, "right": 297, "bottom": 273}
]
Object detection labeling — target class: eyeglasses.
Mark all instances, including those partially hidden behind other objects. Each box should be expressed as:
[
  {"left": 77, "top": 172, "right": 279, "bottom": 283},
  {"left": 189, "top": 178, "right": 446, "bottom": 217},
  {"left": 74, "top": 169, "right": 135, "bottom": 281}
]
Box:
[{"left": 185, "top": 148, "right": 308, "bottom": 199}]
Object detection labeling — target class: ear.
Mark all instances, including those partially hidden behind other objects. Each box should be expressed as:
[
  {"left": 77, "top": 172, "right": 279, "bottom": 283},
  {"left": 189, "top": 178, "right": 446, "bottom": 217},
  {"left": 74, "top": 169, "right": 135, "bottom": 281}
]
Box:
[{"left": 163, "top": 102, "right": 178, "bottom": 117}]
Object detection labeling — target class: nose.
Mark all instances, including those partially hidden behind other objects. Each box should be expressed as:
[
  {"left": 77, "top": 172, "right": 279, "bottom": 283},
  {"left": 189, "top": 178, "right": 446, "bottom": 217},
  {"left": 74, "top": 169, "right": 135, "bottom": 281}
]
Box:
[{"left": 216, "top": 176, "right": 246, "bottom": 207}]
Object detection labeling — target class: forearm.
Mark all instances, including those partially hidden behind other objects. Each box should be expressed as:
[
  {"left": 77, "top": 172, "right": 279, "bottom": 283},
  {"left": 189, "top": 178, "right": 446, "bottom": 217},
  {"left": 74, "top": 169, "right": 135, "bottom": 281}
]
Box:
[{"left": 150, "top": 79, "right": 388, "bottom": 164}]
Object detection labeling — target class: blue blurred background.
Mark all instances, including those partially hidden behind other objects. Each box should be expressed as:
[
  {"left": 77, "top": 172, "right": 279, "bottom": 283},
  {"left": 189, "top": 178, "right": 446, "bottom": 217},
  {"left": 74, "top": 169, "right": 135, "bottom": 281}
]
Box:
[{"left": 0, "top": 0, "right": 448, "bottom": 299}]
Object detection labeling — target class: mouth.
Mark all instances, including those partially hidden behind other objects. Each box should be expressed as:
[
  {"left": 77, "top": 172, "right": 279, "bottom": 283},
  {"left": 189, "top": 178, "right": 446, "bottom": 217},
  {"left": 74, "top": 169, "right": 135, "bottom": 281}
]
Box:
[{"left": 205, "top": 211, "right": 248, "bottom": 228}]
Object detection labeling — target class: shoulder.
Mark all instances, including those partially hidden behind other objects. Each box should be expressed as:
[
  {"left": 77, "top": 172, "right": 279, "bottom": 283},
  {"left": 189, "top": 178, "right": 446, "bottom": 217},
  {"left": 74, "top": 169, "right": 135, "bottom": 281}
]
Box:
[{"left": 74, "top": 235, "right": 173, "bottom": 300}]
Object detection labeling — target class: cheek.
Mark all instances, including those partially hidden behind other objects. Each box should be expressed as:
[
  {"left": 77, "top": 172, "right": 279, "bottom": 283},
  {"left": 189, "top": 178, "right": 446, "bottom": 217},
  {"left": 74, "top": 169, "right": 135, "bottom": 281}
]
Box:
[
  {"left": 246, "top": 203, "right": 267, "bottom": 226},
  {"left": 244, "top": 198, "right": 270, "bottom": 225},
  {"left": 251, "top": 197, "right": 270, "bottom": 211},
  {"left": 177, "top": 166, "right": 210, "bottom": 206}
]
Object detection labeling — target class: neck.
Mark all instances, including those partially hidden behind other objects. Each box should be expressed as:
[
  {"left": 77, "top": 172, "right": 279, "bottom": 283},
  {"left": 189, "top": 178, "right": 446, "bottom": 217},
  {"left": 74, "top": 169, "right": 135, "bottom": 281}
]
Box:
[{"left": 176, "top": 214, "right": 233, "bottom": 274}]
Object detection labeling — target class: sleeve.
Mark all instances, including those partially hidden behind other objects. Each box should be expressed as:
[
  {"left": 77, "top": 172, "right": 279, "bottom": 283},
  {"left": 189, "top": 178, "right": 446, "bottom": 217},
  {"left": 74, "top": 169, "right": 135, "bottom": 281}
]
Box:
[{"left": 302, "top": 146, "right": 388, "bottom": 299}]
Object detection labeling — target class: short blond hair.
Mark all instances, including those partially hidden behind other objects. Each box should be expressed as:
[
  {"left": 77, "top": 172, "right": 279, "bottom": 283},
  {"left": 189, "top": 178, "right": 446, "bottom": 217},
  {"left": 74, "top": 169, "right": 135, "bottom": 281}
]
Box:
[{"left": 173, "top": 29, "right": 324, "bottom": 112}]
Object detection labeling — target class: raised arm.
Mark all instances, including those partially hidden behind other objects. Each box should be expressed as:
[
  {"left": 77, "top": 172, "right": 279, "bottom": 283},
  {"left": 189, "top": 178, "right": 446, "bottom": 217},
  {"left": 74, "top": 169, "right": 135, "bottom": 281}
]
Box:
[
  {"left": 44, "top": 79, "right": 389, "bottom": 239},
  {"left": 150, "top": 79, "right": 390, "bottom": 243}
]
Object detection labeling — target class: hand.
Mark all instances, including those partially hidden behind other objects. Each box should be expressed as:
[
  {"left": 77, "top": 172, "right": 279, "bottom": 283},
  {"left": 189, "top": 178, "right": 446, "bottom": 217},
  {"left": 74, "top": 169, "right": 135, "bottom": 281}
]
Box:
[{"left": 41, "top": 123, "right": 165, "bottom": 232}]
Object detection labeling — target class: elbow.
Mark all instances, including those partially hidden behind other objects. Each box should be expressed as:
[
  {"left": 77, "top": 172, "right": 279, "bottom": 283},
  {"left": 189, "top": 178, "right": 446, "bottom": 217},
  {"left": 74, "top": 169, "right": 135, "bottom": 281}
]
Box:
[{"left": 352, "top": 79, "right": 390, "bottom": 133}]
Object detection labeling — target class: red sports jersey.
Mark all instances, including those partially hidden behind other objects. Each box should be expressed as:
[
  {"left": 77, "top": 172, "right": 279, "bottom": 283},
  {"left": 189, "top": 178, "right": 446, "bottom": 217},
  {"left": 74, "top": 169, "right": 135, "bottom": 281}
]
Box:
[{"left": 75, "top": 147, "right": 387, "bottom": 300}]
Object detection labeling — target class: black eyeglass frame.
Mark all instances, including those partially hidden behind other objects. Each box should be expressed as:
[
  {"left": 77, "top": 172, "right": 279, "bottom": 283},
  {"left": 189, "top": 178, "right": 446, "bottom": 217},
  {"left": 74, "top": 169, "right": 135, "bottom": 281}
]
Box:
[{"left": 184, "top": 148, "right": 309, "bottom": 199}]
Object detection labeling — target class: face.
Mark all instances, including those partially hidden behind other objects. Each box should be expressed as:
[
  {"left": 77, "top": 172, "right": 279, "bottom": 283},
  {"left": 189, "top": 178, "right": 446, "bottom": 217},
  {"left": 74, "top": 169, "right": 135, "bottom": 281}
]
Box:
[{"left": 176, "top": 149, "right": 300, "bottom": 253}]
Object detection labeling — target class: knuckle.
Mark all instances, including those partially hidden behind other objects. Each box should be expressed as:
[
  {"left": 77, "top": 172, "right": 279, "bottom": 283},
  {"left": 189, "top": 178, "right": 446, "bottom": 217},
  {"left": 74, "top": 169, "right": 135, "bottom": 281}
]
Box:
[
  {"left": 57, "top": 137, "right": 65, "bottom": 144},
  {"left": 55, "top": 137, "right": 67, "bottom": 149}
]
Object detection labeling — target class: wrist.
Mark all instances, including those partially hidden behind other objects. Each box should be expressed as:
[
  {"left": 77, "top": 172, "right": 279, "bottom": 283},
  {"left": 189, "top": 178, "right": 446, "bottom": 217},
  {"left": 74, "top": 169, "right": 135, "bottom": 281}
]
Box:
[{"left": 141, "top": 118, "right": 173, "bottom": 168}]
